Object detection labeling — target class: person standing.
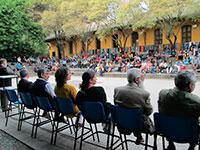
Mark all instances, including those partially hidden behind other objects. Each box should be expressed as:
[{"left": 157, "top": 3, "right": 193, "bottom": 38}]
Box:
[
  {"left": 0, "top": 58, "right": 15, "bottom": 111},
  {"left": 114, "top": 68, "right": 153, "bottom": 144}
]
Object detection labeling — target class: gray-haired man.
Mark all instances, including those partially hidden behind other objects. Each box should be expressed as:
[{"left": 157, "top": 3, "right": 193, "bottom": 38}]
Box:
[
  {"left": 114, "top": 68, "right": 153, "bottom": 144},
  {"left": 158, "top": 70, "right": 200, "bottom": 150}
]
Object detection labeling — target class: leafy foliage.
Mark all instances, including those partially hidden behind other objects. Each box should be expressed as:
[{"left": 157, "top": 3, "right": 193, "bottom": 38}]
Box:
[{"left": 0, "top": 0, "right": 48, "bottom": 59}]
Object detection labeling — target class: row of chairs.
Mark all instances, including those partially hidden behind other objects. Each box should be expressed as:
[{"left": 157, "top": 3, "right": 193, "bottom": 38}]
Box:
[{"left": 4, "top": 89, "right": 200, "bottom": 150}]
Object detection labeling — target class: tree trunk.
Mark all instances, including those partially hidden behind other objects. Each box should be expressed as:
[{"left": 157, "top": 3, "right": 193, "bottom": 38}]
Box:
[{"left": 55, "top": 30, "right": 64, "bottom": 59}]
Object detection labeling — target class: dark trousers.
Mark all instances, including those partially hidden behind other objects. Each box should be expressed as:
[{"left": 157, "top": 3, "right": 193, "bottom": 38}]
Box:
[{"left": 0, "top": 91, "right": 8, "bottom": 111}]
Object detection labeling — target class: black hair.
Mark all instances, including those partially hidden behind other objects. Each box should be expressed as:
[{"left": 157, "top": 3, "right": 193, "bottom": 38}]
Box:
[
  {"left": 55, "top": 67, "right": 69, "bottom": 88},
  {"left": 80, "top": 69, "right": 95, "bottom": 91}
]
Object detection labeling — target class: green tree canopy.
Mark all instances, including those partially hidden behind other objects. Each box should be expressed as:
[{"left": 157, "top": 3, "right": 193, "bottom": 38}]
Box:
[{"left": 0, "top": 0, "right": 48, "bottom": 60}]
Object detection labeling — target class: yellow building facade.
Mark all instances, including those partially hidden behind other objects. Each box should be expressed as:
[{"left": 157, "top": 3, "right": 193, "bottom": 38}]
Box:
[{"left": 47, "top": 22, "right": 200, "bottom": 58}]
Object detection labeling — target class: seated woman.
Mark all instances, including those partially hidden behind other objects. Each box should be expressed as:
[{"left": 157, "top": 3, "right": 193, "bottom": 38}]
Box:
[
  {"left": 54, "top": 67, "right": 81, "bottom": 122},
  {"left": 76, "top": 69, "right": 110, "bottom": 117}
]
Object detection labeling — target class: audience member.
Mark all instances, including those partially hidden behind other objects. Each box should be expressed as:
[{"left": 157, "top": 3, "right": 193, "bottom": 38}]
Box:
[
  {"left": 76, "top": 69, "right": 110, "bottom": 130},
  {"left": 54, "top": 67, "right": 82, "bottom": 123},
  {"left": 17, "top": 69, "right": 33, "bottom": 93},
  {"left": 158, "top": 70, "right": 200, "bottom": 150},
  {"left": 32, "top": 68, "right": 56, "bottom": 118},
  {"left": 114, "top": 68, "right": 154, "bottom": 144}
]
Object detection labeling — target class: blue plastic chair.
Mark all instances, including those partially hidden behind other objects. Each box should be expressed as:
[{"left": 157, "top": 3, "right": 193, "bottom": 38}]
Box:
[
  {"left": 110, "top": 105, "right": 154, "bottom": 150},
  {"left": 34, "top": 96, "right": 54, "bottom": 143},
  {"left": 52, "top": 97, "right": 76, "bottom": 145},
  {"left": 19, "top": 92, "right": 37, "bottom": 136},
  {"left": 77, "top": 102, "right": 111, "bottom": 150},
  {"left": 154, "top": 112, "right": 200, "bottom": 150},
  {"left": 5, "top": 89, "right": 22, "bottom": 127}
]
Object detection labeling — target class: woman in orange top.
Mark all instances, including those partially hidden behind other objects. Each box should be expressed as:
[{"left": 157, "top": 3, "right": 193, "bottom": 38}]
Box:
[{"left": 54, "top": 67, "right": 80, "bottom": 121}]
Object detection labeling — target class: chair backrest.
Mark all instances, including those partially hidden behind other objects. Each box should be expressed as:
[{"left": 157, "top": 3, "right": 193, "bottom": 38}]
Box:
[
  {"left": 19, "top": 92, "right": 34, "bottom": 109},
  {"left": 111, "top": 105, "right": 144, "bottom": 133},
  {"left": 6, "top": 89, "right": 19, "bottom": 103},
  {"left": 80, "top": 102, "right": 107, "bottom": 123},
  {"left": 35, "top": 96, "right": 53, "bottom": 111},
  {"left": 54, "top": 97, "right": 74, "bottom": 115},
  {"left": 154, "top": 112, "right": 199, "bottom": 143}
]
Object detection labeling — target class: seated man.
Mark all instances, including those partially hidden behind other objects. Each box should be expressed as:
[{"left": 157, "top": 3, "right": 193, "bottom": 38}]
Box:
[
  {"left": 158, "top": 70, "right": 200, "bottom": 150},
  {"left": 17, "top": 69, "right": 33, "bottom": 93},
  {"left": 32, "top": 68, "right": 56, "bottom": 117},
  {"left": 114, "top": 68, "right": 153, "bottom": 144}
]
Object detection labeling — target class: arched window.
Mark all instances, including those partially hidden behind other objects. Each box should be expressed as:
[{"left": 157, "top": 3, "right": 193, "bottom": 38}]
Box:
[
  {"left": 154, "top": 29, "right": 162, "bottom": 45},
  {"left": 182, "top": 25, "right": 191, "bottom": 43}
]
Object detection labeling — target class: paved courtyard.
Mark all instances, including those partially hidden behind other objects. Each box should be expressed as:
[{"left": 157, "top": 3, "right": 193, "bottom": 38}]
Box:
[{"left": 1, "top": 75, "right": 199, "bottom": 150}]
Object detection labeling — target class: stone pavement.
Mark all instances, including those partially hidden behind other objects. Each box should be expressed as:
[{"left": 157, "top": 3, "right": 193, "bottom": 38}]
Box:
[{"left": 0, "top": 129, "right": 32, "bottom": 150}]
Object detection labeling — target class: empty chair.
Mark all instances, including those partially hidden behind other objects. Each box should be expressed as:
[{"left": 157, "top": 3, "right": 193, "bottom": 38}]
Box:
[
  {"left": 154, "top": 112, "right": 200, "bottom": 150},
  {"left": 110, "top": 105, "right": 154, "bottom": 150}
]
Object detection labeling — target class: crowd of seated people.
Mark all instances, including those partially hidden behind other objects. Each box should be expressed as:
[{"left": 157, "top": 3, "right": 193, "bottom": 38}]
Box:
[{"left": 16, "top": 46, "right": 199, "bottom": 76}]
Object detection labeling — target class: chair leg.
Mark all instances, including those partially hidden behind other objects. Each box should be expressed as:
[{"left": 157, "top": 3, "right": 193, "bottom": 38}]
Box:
[
  {"left": 119, "top": 133, "right": 125, "bottom": 150},
  {"left": 73, "top": 122, "right": 79, "bottom": 150},
  {"left": 67, "top": 117, "right": 73, "bottom": 134},
  {"left": 110, "top": 124, "right": 115, "bottom": 150},
  {"left": 145, "top": 133, "right": 148, "bottom": 150},
  {"left": 18, "top": 105, "right": 24, "bottom": 131},
  {"left": 34, "top": 109, "right": 40, "bottom": 138},
  {"left": 31, "top": 108, "right": 37, "bottom": 137},
  {"left": 153, "top": 134, "right": 157, "bottom": 150},
  {"left": 162, "top": 136, "right": 165, "bottom": 150},
  {"left": 94, "top": 124, "right": 100, "bottom": 142},
  {"left": 89, "top": 123, "right": 95, "bottom": 141},
  {"left": 70, "top": 118, "right": 76, "bottom": 133},
  {"left": 80, "top": 119, "right": 85, "bottom": 150},
  {"left": 106, "top": 121, "right": 111, "bottom": 150},
  {"left": 124, "top": 134, "right": 128, "bottom": 150},
  {"left": 5, "top": 108, "right": 10, "bottom": 126},
  {"left": 53, "top": 121, "right": 59, "bottom": 145}
]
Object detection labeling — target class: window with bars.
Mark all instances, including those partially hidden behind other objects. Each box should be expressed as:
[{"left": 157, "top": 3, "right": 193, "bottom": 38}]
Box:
[
  {"left": 154, "top": 29, "right": 162, "bottom": 45},
  {"left": 182, "top": 25, "right": 191, "bottom": 43}
]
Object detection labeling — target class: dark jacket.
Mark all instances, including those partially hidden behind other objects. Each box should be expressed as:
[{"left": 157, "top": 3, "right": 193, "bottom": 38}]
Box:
[
  {"left": 158, "top": 87, "right": 200, "bottom": 119},
  {"left": 17, "top": 78, "right": 33, "bottom": 93},
  {"left": 76, "top": 86, "right": 109, "bottom": 116},
  {"left": 76, "top": 86, "right": 107, "bottom": 104},
  {"left": 0, "top": 66, "right": 15, "bottom": 87},
  {"left": 114, "top": 83, "right": 154, "bottom": 132},
  {"left": 32, "top": 79, "right": 49, "bottom": 97},
  {"left": 114, "top": 83, "right": 153, "bottom": 116}
]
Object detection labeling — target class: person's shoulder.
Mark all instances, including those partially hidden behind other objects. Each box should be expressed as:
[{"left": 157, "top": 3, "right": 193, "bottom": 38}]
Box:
[
  {"left": 186, "top": 93, "right": 200, "bottom": 103},
  {"left": 92, "top": 86, "right": 105, "bottom": 90},
  {"left": 159, "top": 89, "right": 170, "bottom": 96},
  {"left": 64, "top": 83, "right": 76, "bottom": 90},
  {"left": 114, "top": 86, "right": 125, "bottom": 91}
]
